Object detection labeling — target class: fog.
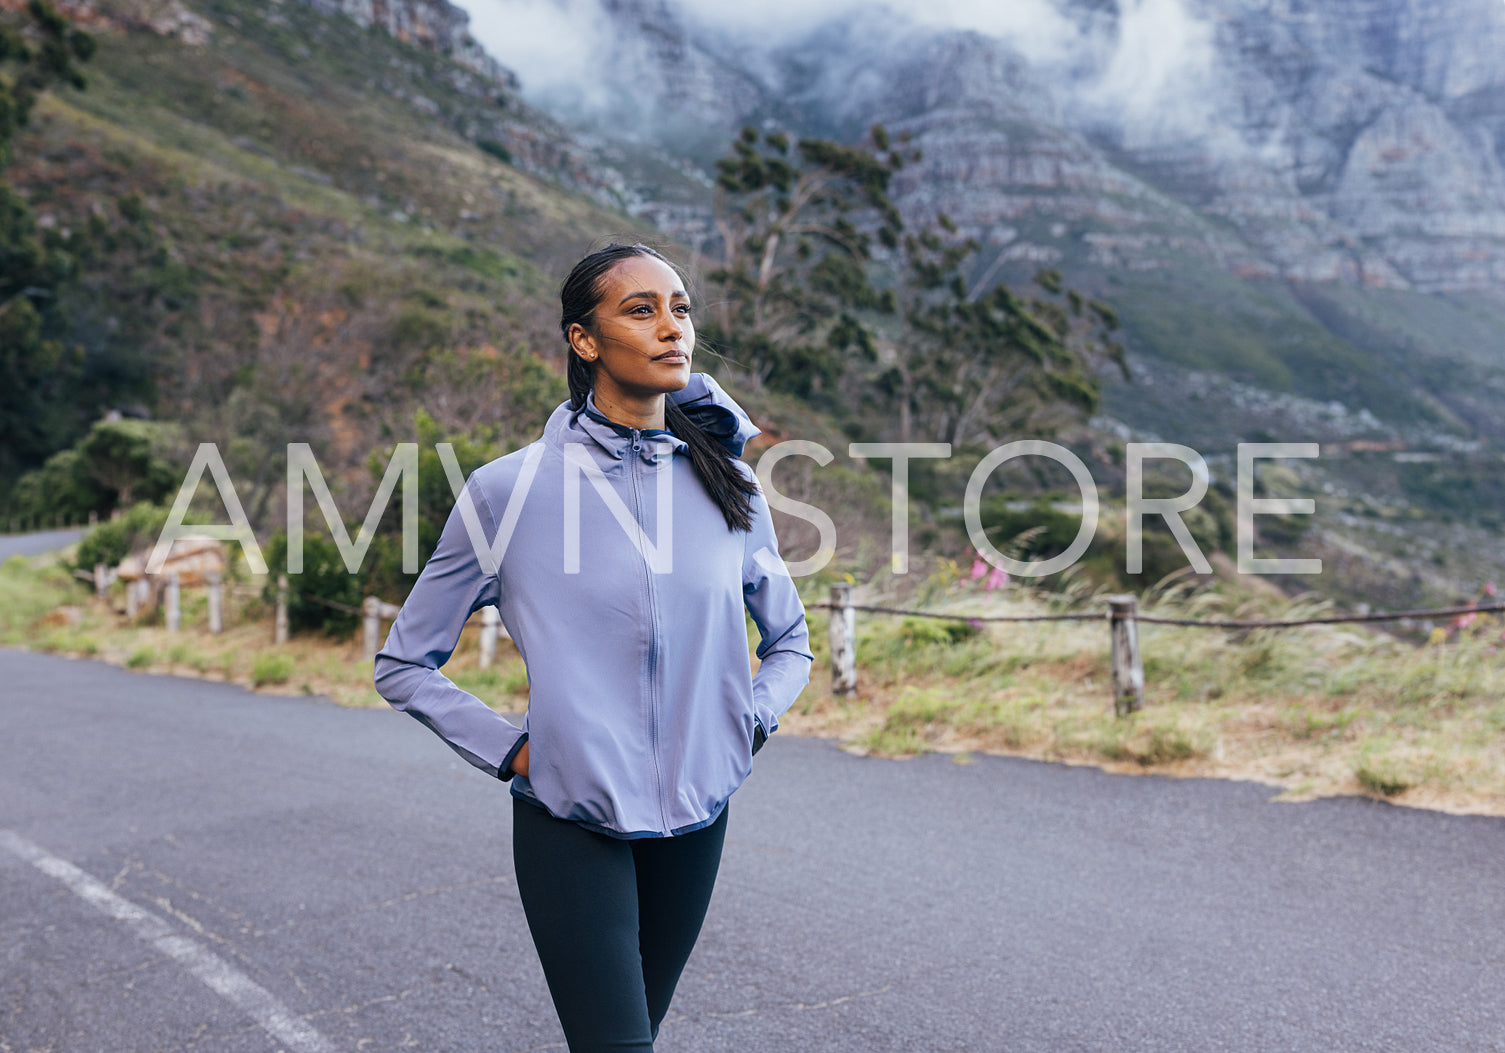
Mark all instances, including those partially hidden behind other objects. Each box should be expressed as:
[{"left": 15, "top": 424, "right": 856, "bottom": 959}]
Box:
[{"left": 460, "top": 0, "right": 1223, "bottom": 144}]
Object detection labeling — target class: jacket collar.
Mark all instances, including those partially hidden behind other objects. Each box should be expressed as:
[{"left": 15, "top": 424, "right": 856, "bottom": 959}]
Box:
[{"left": 542, "top": 374, "right": 761, "bottom": 467}]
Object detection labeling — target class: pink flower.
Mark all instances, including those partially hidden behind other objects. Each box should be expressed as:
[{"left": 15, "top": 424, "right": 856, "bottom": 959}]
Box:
[
  {"left": 1485, "top": 583, "right": 1498, "bottom": 597},
  {"left": 1451, "top": 612, "right": 1478, "bottom": 631},
  {"left": 970, "top": 558, "right": 988, "bottom": 581},
  {"left": 986, "top": 566, "right": 1009, "bottom": 591}
]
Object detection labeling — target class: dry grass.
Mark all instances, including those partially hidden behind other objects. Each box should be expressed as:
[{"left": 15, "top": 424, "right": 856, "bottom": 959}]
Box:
[
  {"left": 8, "top": 551, "right": 1504, "bottom": 815},
  {"left": 780, "top": 563, "right": 1505, "bottom": 816},
  {"left": 5, "top": 552, "right": 527, "bottom": 713}
]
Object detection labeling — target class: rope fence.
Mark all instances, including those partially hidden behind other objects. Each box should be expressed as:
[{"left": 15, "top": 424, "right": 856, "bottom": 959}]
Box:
[
  {"left": 77, "top": 554, "right": 1503, "bottom": 713},
  {"left": 814, "top": 584, "right": 1505, "bottom": 716}
]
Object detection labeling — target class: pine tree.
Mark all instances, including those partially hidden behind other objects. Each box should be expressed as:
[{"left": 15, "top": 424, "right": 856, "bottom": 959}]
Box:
[{"left": 704, "top": 124, "right": 1126, "bottom": 443}]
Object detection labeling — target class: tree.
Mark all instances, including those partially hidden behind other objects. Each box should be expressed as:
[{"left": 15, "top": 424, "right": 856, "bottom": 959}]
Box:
[
  {"left": 76, "top": 417, "right": 181, "bottom": 507},
  {"left": 896, "top": 257, "right": 1127, "bottom": 444},
  {"left": 7, "top": 417, "right": 182, "bottom": 522},
  {"left": 703, "top": 125, "right": 1126, "bottom": 443},
  {"left": 702, "top": 126, "right": 910, "bottom": 400},
  {"left": 0, "top": 1, "right": 95, "bottom": 489}
]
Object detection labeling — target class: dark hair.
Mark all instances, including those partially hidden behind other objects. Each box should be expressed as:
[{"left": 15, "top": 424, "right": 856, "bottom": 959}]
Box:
[{"left": 560, "top": 242, "right": 758, "bottom": 532}]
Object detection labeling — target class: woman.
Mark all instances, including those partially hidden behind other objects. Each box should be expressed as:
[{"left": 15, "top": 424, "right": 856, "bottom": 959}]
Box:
[{"left": 374, "top": 243, "right": 813, "bottom": 1051}]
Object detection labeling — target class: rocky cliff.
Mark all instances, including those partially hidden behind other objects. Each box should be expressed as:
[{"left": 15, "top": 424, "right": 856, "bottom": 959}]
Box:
[
  {"left": 561, "top": 0, "right": 1505, "bottom": 297},
  {"left": 302, "top": 0, "right": 515, "bottom": 86}
]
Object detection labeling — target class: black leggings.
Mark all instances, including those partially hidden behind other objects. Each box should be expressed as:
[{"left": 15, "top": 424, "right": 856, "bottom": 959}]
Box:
[{"left": 512, "top": 797, "right": 728, "bottom": 1052}]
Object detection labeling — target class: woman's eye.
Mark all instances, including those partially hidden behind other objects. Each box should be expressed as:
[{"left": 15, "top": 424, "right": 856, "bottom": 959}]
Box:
[{"left": 674, "top": 304, "right": 692, "bottom": 315}]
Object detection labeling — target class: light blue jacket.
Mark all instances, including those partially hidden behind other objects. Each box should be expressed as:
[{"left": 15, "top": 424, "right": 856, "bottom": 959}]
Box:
[{"left": 374, "top": 374, "right": 813, "bottom": 838}]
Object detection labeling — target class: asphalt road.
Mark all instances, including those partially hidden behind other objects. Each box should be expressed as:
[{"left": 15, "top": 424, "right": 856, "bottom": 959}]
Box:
[
  {"left": 2, "top": 649, "right": 1502, "bottom": 1052},
  {"left": 0, "top": 528, "right": 85, "bottom": 561}
]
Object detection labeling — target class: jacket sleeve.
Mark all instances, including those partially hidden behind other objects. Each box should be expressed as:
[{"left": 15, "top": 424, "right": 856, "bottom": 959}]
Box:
[
  {"left": 373, "top": 474, "right": 528, "bottom": 780},
  {"left": 742, "top": 487, "right": 814, "bottom": 737}
]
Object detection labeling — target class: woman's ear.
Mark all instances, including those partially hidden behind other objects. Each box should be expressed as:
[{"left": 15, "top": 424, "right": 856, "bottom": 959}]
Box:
[{"left": 567, "top": 322, "right": 598, "bottom": 362}]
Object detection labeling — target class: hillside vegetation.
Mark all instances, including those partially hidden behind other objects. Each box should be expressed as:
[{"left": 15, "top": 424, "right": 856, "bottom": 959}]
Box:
[{"left": 3, "top": 0, "right": 630, "bottom": 511}]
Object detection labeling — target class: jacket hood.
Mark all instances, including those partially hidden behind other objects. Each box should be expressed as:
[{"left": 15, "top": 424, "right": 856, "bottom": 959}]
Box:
[
  {"left": 543, "top": 373, "right": 761, "bottom": 464},
  {"left": 668, "top": 373, "right": 761, "bottom": 458}
]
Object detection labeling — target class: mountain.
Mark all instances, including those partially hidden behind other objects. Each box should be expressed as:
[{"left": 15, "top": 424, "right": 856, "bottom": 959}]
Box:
[
  {"left": 560, "top": 0, "right": 1505, "bottom": 294},
  {"left": 530, "top": 0, "right": 1505, "bottom": 436},
  {"left": 482, "top": 0, "right": 1505, "bottom": 603}
]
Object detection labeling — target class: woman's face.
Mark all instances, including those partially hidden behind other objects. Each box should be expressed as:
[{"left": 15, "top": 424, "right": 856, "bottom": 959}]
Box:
[{"left": 571, "top": 255, "right": 694, "bottom": 402}]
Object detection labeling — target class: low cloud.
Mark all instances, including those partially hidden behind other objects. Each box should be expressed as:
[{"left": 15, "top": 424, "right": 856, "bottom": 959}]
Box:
[
  {"left": 464, "top": 0, "right": 613, "bottom": 113},
  {"left": 461, "top": 0, "right": 1224, "bottom": 144},
  {"left": 1075, "top": 0, "right": 1222, "bottom": 144}
]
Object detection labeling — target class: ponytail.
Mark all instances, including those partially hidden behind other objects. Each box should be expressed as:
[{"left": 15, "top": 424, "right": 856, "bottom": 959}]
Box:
[{"left": 665, "top": 399, "right": 759, "bottom": 532}]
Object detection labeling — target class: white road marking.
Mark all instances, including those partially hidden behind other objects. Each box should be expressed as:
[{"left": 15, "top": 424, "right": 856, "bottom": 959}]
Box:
[{"left": 0, "top": 829, "right": 336, "bottom": 1053}]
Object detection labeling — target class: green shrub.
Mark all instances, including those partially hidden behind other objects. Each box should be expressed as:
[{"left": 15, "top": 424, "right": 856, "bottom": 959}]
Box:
[
  {"left": 7, "top": 449, "right": 102, "bottom": 524},
  {"left": 252, "top": 652, "right": 294, "bottom": 687},
  {"left": 476, "top": 138, "right": 512, "bottom": 164},
  {"left": 262, "top": 531, "right": 363, "bottom": 636},
  {"left": 901, "top": 616, "right": 980, "bottom": 647},
  {"left": 391, "top": 305, "right": 449, "bottom": 353},
  {"left": 75, "top": 503, "right": 170, "bottom": 571},
  {"left": 1353, "top": 740, "right": 1416, "bottom": 796}
]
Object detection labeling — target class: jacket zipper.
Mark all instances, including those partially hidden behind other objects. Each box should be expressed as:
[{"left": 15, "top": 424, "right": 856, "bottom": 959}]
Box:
[{"left": 631, "top": 430, "right": 672, "bottom": 832}]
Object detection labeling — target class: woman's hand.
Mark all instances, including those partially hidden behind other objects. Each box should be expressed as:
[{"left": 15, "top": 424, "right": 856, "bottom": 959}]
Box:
[{"left": 510, "top": 741, "right": 530, "bottom": 779}]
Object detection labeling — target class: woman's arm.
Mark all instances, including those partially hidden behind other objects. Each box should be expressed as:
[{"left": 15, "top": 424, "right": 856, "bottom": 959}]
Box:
[
  {"left": 374, "top": 473, "right": 529, "bottom": 780},
  {"left": 742, "top": 489, "right": 814, "bottom": 741}
]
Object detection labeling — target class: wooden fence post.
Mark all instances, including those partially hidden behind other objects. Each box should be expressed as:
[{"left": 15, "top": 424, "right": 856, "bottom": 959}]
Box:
[
  {"left": 363, "top": 597, "right": 381, "bottom": 663},
  {"left": 829, "top": 583, "right": 857, "bottom": 696},
  {"left": 93, "top": 563, "right": 107, "bottom": 600},
  {"left": 1109, "top": 594, "right": 1144, "bottom": 716},
  {"left": 363, "top": 597, "right": 401, "bottom": 663},
  {"left": 479, "top": 605, "right": 500, "bottom": 669},
  {"left": 207, "top": 569, "right": 223, "bottom": 635},
  {"left": 125, "top": 578, "right": 139, "bottom": 619},
  {"left": 275, "top": 575, "right": 289, "bottom": 645},
  {"left": 165, "top": 572, "right": 181, "bottom": 632}
]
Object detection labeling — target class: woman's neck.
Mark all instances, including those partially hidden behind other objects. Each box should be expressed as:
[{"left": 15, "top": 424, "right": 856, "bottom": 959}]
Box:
[{"left": 591, "top": 383, "right": 666, "bottom": 431}]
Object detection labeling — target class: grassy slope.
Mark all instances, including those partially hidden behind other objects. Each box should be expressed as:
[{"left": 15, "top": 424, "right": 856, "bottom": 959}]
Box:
[
  {"left": 1074, "top": 260, "right": 1505, "bottom": 606},
  {"left": 8, "top": 0, "right": 636, "bottom": 495}
]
